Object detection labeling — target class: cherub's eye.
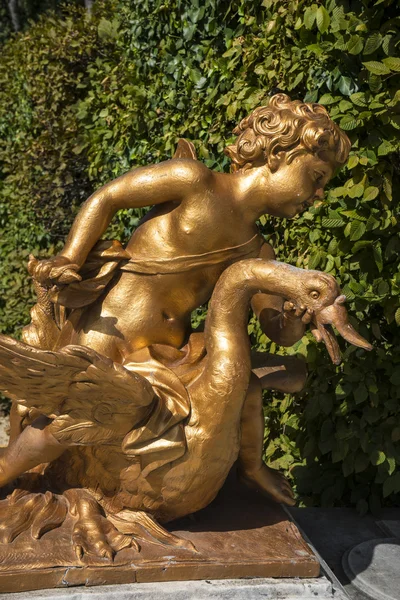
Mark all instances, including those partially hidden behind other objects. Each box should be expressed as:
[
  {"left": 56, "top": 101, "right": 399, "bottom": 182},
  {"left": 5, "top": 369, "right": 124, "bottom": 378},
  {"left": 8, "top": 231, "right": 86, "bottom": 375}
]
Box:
[
  {"left": 310, "top": 290, "right": 320, "bottom": 299},
  {"left": 314, "top": 172, "right": 323, "bottom": 184}
]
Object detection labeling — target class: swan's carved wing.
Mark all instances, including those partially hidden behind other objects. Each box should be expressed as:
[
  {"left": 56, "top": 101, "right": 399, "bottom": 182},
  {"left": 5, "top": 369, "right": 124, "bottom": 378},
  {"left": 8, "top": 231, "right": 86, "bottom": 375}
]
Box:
[{"left": 0, "top": 335, "right": 155, "bottom": 445}]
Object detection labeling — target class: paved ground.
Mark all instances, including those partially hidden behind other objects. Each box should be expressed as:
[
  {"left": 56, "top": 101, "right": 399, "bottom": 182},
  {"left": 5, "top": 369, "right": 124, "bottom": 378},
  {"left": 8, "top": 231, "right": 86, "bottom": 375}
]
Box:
[{"left": 289, "top": 506, "right": 400, "bottom": 600}]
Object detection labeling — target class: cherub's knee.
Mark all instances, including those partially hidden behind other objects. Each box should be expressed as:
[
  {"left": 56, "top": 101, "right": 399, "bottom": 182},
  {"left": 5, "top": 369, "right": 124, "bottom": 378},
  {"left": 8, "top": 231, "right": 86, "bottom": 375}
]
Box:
[
  {"left": 257, "top": 355, "right": 307, "bottom": 394},
  {"left": 283, "top": 358, "right": 307, "bottom": 393}
]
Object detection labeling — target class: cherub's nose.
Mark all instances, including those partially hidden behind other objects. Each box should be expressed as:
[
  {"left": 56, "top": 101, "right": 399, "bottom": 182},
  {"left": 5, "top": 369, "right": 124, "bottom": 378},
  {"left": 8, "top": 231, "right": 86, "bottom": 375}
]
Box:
[{"left": 314, "top": 188, "right": 325, "bottom": 200}]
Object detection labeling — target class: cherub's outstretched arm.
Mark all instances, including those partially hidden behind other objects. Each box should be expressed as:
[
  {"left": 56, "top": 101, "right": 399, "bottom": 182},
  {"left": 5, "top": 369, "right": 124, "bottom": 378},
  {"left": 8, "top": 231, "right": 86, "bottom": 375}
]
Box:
[
  {"left": 251, "top": 243, "right": 311, "bottom": 347},
  {"left": 33, "top": 159, "right": 209, "bottom": 284}
]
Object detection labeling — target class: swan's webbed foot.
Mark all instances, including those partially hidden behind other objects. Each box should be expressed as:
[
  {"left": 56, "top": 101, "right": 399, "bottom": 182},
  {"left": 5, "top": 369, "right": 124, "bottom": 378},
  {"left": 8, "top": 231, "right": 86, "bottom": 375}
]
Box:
[
  {"left": 239, "top": 464, "right": 296, "bottom": 507},
  {"left": 68, "top": 493, "right": 137, "bottom": 561}
]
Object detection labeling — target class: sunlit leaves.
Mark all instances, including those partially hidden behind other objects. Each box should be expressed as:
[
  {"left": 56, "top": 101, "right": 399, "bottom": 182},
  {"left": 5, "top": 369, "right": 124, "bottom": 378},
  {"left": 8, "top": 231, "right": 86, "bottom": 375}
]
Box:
[
  {"left": 363, "top": 186, "right": 379, "bottom": 201},
  {"left": 382, "top": 57, "right": 400, "bottom": 72},
  {"left": 363, "top": 32, "right": 382, "bottom": 55},
  {"left": 347, "top": 35, "right": 363, "bottom": 55},
  {"left": 363, "top": 61, "right": 391, "bottom": 75},
  {"left": 316, "top": 6, "right": 330, "bottom": 34},
  {"left": 339, "top": 114, "right": 359, "bottom": 130},
  {"left": 1, "top": 0, "right": 399, "bottom": 511}
]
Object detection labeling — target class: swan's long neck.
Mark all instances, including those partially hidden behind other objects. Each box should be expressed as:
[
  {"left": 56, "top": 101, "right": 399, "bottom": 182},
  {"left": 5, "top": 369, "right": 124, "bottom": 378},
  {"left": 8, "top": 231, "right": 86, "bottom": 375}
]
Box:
[{"left": 192, "top": 259, "right": 302, "bottom": 421}]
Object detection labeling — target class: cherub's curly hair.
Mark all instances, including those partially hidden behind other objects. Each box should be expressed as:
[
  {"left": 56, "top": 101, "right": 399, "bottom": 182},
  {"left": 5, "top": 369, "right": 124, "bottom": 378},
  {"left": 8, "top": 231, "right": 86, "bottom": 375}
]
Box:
[{"left": 224, "top": 94, "right": 351, "bottom": 173}]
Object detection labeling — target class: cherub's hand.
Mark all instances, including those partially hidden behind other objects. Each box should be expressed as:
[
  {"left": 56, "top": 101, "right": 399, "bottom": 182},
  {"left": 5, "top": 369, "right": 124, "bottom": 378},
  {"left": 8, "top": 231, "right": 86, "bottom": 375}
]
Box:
[
  {"left": 282, "top": 302, "right": 324, "bottom": 342},
  {"left": 281, "top": 301, "right": 313, "bottom": 327},
  {"left": 28, "top": 255, "right": 82, "bottom": 286}
]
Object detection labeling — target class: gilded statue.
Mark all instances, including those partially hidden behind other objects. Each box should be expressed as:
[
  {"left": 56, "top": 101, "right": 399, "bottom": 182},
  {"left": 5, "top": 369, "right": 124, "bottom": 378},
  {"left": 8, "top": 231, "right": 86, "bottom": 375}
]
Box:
[{"left": 0, "top": 94, "right": 372, "bottom": 560}]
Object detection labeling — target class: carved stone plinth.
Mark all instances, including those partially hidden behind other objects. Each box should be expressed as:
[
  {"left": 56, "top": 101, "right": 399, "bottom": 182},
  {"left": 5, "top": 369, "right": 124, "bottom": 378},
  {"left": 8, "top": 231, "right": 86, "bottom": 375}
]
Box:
[{"left": 0, "top": 477, "right": 319, "bottom": 593}]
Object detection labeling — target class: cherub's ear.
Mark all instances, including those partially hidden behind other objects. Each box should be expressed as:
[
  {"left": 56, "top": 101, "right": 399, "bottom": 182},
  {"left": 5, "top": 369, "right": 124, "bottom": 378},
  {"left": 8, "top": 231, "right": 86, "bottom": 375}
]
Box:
[
  {"left": 173, "top": 139, "right": 198, "bottom": 160},
  {"left": 267, "top": 150, "right": 286, "bottom": 172}
]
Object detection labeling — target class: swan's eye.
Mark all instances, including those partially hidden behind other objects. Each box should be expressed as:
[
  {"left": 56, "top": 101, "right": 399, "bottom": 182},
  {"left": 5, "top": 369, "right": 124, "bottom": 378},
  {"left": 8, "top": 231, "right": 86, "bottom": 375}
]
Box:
[{"left": 310, "top": 290, "right": 320, "bottom": 299}]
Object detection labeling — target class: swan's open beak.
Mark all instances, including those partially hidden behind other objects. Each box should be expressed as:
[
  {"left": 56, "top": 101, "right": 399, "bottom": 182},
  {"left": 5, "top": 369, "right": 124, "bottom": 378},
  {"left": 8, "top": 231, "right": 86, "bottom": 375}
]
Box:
[{"left": 313, "top": 295, "right": 373, "bottom": 365}]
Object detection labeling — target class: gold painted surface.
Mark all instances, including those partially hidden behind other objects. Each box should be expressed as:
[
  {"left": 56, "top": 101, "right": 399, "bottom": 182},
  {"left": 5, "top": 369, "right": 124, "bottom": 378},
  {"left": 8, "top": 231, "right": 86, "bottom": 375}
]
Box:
[
  {"left": 0, "top": 478, "right": 319, "bottom": 593},
  {"left": 0, "top": 95, "right": 372, "bottom": 576}
]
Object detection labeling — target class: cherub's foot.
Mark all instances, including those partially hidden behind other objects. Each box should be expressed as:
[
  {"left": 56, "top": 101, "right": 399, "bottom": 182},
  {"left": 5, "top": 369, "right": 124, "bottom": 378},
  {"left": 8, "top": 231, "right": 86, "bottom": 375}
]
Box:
[
  {"left": 71, "top": 496, "right": 136, "bottom": 561},
  {"left": 239, "top": 464, "right": 296, "bottom": 506}
]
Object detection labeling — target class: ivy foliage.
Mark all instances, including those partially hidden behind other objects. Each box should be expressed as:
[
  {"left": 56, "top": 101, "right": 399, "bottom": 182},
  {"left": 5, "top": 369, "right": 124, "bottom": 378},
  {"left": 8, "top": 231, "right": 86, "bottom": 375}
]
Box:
[{"left": 0, "top": 0, "right": 399, "bottom": 509}]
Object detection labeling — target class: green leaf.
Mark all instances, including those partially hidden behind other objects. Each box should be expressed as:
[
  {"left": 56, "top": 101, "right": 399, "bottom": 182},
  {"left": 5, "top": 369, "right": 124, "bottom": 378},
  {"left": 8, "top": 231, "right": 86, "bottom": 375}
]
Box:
[
  {"left": 318, "top": 93, "right": 336, "bottom": 105},
  {"left": 304, "top": 5, "right": 317, "bottom": 30},
  {"left": 389, "top": 369, "right": 400, "bottom": 386},
  {"left": 373, "top": 246, "right": 383, "bottom": 272},
  {"left": 388, "top": 457, "right": 396, "bottom": 476},
  {"left": 354, "top": 383, "right": 368, "bottom": 404},
  {"left": 307, "top": 44, "right": 324, "bottom": 57},
  {"left": 322, "top": 217, "right": 345, "bottom": 228},
  {"left": 363, "top": 32, "right": 382, "bottom": 55},
  {"left": 395, "top": 308, "right": 400, "bottom": 326},
  {"left": 392, "top": 426, "right": 400, "bottom": 442},
  {"left": 292, "top": 72, "right": 304, "bottom": 88},
  {"left": 347, "top": 155, "right": 359, "bottom": 169},
  {"left": 369, "top": 73, "right": 383, "bottom": 93},
  {"left": 308, "top": 250, "right": 323, "bottom": 269},
  {"left": 363, "top": 61, "right": 391, "bottom": 75},
  {"left": 382, "top": 57, "right": 400, "bottom": 72},
  {"left": 363, "top": 186, "right": 379, "bottom": 201},
  {"left": 349, "top": 220, "right": 366, "bottom": 241},
  {"left": 348, "top": 183, "right": 364, "bottom": 198},
  {"left": 347, "top": 35, "right": 363, "bottom": 55},
  {"left": 97, "top": 18, "right": 119, "bottom": 40},
  {"left": 370, "top": 450, "right": 386, "bottom": 466},
  {"left": 378, "top": 140, "right": 396, "bottom": 156},
  {"left": 383, "top": 473, "right": 400, "bottom": 498},
  {"left": 340, "top": 115, "right": 359, "bottom": 130},
  {"left": 338, "top": 76, "right": 353, "bottom": 96},
  {"left": 316, "top": 6, "right": 330, "bottom": 34},
  {"left": 339, "top": 100, "right": 353, "bottom": 112},
  {"left": 350, "top": 92, "right": 368, "bottom": 107},
  {"left": 383, "top": 173, "right": 392, "bottom": 201}
]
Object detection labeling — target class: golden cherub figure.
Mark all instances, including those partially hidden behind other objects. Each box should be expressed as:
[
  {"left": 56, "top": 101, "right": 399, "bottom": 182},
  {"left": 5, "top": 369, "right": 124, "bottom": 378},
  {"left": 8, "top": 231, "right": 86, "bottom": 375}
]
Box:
[{"left": 0, "top": 94, "right": 371, "bottom": 559}]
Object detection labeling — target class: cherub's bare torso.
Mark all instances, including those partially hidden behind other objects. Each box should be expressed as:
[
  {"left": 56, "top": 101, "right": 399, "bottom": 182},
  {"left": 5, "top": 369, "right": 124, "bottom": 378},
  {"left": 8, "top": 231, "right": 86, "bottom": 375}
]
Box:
[{"left": 72, "top": 174, "right": 262, "bottom": 362}]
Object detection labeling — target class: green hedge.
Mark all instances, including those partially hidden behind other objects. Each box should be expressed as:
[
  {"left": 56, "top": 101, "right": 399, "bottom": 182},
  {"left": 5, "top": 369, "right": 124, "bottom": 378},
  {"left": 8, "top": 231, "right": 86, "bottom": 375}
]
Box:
[{"left": 0, "top": 0, "right": 399, "bottom": 510}]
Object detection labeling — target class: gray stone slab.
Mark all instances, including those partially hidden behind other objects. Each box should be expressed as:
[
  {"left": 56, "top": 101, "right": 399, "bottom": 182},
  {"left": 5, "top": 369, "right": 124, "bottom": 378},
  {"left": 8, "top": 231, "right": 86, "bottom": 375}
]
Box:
[
  {"left": 377, "top": 519, "right": 400, "bottom": 539},
  {"left": 289, "top": 507, "right": 386, "bottom": 585},
  {"left": 288, "top": 506, "right": 400, "bottom": 600},
  {"left": 342, "top": 538, "right": 400, "bottom": 600},
  {"left": 0, "top": 576, "right": 340, "bottom": 600}
]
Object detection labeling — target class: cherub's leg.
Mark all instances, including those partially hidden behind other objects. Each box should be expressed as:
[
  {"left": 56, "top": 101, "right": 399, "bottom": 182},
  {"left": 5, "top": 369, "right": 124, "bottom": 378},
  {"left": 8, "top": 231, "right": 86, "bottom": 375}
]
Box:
[
  {"left": 252, "top": 352, "right": 307, "bottom": 394},
  {"left": 0, "top": 415, "right": 66, "bottom": 487},
  {"left": 239, "top": 355, "right": 306, "bottom": 505},
  {"left": 238, "top": 373, "right": 296, "bottom": 506}
]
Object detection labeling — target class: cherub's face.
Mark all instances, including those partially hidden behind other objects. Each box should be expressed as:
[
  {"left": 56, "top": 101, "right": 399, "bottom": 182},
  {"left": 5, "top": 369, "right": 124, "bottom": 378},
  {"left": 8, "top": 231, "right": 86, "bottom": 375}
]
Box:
[{"left": 258, "top": 152, "right": 334, "bottom": 219}]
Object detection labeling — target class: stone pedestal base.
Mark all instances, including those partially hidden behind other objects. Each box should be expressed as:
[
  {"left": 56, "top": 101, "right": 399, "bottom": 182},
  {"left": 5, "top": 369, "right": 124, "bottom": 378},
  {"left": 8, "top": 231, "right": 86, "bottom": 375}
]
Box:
[
  {"left": 0, "top": 577, "right": 340, "bottom": 600},
  {"left": 0, "top": 479, "right": 319, "bottom": 593}
]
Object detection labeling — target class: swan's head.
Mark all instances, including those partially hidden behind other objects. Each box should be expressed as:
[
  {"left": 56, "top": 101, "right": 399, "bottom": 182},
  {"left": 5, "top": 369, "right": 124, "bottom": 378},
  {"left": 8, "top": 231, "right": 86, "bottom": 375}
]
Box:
[{"left": 292, "top": 270, "right": 372, "bottom": 364}]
